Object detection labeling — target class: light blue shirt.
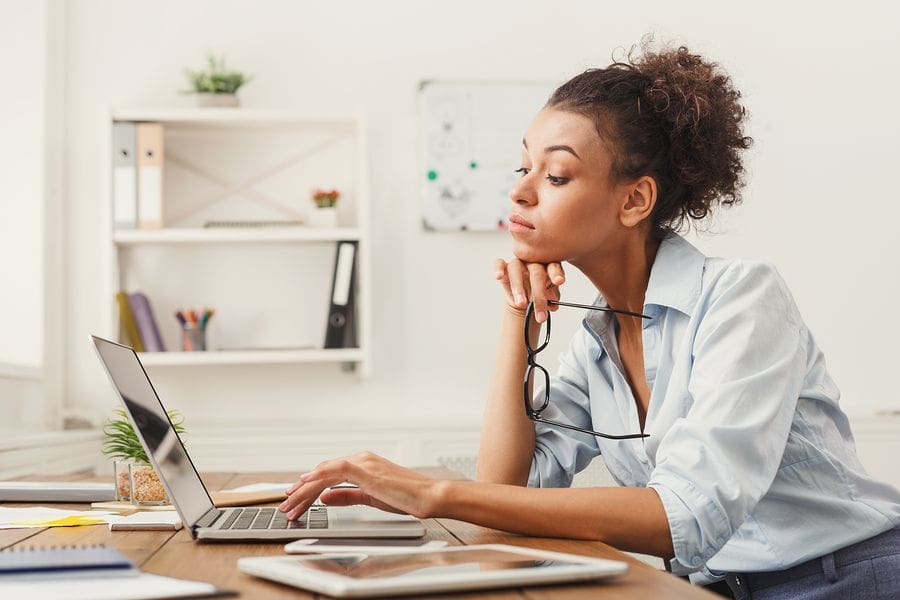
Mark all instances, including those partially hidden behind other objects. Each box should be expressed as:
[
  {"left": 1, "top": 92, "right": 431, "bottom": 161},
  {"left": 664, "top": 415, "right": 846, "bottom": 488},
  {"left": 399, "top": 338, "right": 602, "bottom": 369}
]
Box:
[{"left": 527, "top": 233, "right": 900, "bottom": 578}]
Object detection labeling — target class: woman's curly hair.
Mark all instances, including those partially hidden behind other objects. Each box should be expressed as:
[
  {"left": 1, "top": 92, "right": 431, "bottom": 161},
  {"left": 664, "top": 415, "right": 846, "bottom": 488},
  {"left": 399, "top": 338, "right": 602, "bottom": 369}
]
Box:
[{"left": 547, "top": 40, "right": 752, "bottom": 240}]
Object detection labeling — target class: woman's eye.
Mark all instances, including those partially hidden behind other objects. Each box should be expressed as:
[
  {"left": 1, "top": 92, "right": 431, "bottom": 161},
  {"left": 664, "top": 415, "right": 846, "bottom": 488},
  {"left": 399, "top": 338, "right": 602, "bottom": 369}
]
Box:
[
  {"left": 546, "top": 174, "right": 568, "bottom": 186},
  {"left": 514, "top": 167, "right": 530, "bottom": 176}
]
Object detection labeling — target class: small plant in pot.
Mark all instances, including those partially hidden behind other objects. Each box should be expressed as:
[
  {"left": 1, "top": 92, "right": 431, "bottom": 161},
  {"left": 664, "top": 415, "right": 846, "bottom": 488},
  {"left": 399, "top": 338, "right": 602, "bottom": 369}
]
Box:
[
  {"left": 184, "top": 54, "right": 252, "bottom": 107},
  {"left": 103, "top": 408, "right": 186, "bottom": 505},
  {"left": 309, "top": 188, "right": 341, "bottom": 227}
]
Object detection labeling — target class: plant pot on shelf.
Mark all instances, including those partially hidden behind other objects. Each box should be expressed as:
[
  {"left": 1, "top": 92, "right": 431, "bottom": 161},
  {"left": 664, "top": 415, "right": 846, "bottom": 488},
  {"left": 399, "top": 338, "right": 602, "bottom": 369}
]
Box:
[
  {"left": 129, "top": 462, "right": 168, "bottom": 505},
  {"left": 308, "top": 206, "right": 338, "bottom": 228},
  {"left": 193, "top": 92, "right": 239, "bottom": 108}
]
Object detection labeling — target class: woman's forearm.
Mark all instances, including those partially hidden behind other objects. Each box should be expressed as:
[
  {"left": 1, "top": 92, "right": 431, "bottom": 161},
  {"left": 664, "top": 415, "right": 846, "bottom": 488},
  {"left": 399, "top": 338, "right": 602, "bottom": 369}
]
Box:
[
  {"left": 434, "top": 480, "right": 675, "bottom": 558},
  {"left": 476, "top": 305, "right": 539, "bottom": 485}
]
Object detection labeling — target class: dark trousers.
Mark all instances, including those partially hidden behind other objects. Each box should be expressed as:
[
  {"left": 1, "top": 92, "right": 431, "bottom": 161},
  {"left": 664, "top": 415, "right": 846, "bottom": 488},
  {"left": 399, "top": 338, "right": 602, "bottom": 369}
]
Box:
[{"left": 701, "top": 526, "right": 900, "bottom": 599}]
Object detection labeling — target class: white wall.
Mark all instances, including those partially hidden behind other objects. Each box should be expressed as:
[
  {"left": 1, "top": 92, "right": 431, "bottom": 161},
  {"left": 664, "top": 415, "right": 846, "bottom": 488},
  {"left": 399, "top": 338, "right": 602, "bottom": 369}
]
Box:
[
  {"left": 0, "top": 1, "right": 46, "bottom": 368},
  {"left": 59, "top": 1, "right": 900, "bottom": 472},
  {"left": 0, "top": 0, "right": 65, "bottom": 432}
]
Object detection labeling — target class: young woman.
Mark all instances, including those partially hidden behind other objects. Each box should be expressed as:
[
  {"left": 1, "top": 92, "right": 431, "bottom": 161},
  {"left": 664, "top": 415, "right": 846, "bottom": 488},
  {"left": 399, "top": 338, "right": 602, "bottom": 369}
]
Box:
[{"left": 280, "top": 43, "right": 900, "bottom": 598}]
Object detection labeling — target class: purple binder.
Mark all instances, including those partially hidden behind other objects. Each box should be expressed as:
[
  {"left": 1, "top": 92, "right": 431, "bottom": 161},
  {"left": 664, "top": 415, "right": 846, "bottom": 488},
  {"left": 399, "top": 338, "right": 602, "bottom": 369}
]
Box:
[{"left": 128, "top": 292, "right": 166, "bottom": 352}]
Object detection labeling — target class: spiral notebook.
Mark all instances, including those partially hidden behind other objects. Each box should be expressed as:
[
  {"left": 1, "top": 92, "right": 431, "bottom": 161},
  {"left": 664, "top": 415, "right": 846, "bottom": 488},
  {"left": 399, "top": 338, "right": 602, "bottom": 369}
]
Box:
[
  {"left": 0, "top": 545, "right": 235, "bottom": 598},
  {"left": 0, "top": 544, "right": 134, "bottom": 576}
]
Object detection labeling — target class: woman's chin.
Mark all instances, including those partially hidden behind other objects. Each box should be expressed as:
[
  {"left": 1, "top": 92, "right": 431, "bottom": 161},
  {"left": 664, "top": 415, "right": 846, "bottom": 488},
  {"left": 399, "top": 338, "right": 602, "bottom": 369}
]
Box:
[{"left": 511, "top": 242, "right": 562, "bottom": 265}]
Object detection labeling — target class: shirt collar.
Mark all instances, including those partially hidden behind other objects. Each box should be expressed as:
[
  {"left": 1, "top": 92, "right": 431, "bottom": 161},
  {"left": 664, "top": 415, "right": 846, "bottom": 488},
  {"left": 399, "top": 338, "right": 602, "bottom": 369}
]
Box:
[
  {"left": 583, "top": 233, "right": 706, "bottom": 336},
  {"left": 643, "top": 232, "right": 706, "bottom": 317}
]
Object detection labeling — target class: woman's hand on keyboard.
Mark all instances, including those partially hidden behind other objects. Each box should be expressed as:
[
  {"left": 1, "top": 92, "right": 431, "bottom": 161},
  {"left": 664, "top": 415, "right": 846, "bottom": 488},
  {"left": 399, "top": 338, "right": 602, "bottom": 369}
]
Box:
[{"left": 279, "top": 452, "right": 445, "bottom": 520}]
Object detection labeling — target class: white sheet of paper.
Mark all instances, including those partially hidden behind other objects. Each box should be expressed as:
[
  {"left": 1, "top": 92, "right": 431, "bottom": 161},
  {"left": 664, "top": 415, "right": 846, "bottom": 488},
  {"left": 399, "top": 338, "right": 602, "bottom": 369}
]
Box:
[
  {"left": 109, "top": 510, "right": 182, "bottom": 531},
  {"left": 0, "top": 507, "right": 122, "bottom": 529},
  {"left": 0, "top": 572, "right": 218, "bottom": 600}
]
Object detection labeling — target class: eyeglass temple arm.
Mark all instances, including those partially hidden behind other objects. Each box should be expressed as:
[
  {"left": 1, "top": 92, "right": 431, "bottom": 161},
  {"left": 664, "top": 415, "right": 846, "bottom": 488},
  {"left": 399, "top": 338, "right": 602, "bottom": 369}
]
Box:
[
  {"left": 548, "top": 299, "right": 651, "bottom": 320},
  {"left": 529, "top": 412, "right": 649, "bottom": 440}
]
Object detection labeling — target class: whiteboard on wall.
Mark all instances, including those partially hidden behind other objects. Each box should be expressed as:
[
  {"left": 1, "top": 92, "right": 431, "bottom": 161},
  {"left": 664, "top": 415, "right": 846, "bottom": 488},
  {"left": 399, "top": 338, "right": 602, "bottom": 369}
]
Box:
[{"left": 419, "top": 81, "right": 555, "bottom": 231}]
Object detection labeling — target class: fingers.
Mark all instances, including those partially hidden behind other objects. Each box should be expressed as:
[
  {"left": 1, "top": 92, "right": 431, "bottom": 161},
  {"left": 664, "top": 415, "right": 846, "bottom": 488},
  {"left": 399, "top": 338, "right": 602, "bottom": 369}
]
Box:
[
  {"left": 279, "top": 479, "right": 334, "bottom": 520},
  {"left": 496, "top": 259, "right": 567, "bottom": 319},
  {"left": 547, "top": 262, "right": 566, "bottom": 288},
  {"left": 279, "top": 458, "right": 364, "bottom": 519},
  {"left": 527, "top": 263, "right": 554, "bottom": 323},
  {"left": 285, "top": 479, "right": 303, "bottom": 495},
  {"left": 504, "top": 259, "right": 530, "bottom": 310},
  {"left": 318, "top": 488, "right": 404, "bottom": 514},
  {"left": 494, "top": 259, "right": 515, "bottom": 307}
]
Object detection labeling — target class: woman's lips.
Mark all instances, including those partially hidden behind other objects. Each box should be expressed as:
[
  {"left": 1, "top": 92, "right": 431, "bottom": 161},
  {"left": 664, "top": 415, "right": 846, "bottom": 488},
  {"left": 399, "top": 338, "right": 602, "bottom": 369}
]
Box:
[{"left": 507, "top": 213, "right": 535, "bottom": 233}]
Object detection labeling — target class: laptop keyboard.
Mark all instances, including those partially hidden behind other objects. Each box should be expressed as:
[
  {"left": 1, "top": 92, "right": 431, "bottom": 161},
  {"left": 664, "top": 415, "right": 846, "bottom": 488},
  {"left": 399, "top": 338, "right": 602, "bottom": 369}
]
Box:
[{"left": 200, "top": 506, "right": 329, "bottom": 530}]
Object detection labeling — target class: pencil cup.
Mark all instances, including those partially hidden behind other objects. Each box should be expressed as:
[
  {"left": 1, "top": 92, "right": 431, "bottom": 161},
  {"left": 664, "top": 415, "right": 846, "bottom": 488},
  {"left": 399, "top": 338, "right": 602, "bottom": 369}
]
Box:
[{"left": 181, "top": 323, "right": 207, "bottom": 352}]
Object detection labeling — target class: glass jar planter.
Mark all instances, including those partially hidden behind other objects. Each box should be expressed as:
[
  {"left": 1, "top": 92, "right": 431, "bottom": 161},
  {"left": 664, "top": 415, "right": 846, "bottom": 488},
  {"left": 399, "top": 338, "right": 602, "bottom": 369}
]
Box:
[
  {"left": 128, "top": 462, "right": 168, "bottom": 505},
  {"left": 113, "top": 460, "right": 133, "bottom": 501}
]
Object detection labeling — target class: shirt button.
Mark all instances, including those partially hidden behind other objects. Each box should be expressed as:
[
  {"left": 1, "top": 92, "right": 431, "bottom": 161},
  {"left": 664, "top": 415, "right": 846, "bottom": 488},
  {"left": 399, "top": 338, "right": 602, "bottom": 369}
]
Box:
[
  {"left": 734, "top": 576, "right": 742, "bottom": 587},
  {"left": 690, "top": 556, "right": 702, "bottom": 567}
]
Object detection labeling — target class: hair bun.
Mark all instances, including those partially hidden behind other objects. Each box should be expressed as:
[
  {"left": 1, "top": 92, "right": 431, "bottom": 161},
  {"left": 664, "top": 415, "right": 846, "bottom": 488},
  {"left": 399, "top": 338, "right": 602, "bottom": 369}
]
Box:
[{"left": 548, "top": 39, "right": 752, "bottom": 238}]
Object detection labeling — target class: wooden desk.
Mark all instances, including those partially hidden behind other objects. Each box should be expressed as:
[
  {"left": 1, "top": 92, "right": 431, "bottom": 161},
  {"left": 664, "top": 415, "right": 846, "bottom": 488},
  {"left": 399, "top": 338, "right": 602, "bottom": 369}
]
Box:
[{"left": 2, "top": 470, "right": 715, "bottom": 598}]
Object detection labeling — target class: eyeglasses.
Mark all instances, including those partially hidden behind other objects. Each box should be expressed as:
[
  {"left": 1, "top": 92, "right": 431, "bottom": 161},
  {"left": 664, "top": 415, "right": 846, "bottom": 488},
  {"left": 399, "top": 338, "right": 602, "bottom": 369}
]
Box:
[{"left": 524, "top": 300, "right": 651, "bottom": 440}]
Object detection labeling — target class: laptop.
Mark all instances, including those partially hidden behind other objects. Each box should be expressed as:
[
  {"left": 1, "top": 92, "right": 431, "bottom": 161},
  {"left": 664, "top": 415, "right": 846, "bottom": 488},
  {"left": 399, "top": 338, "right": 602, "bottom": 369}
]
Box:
[{"left": 91, "top": 335, "right": 425, "bottom": 541}]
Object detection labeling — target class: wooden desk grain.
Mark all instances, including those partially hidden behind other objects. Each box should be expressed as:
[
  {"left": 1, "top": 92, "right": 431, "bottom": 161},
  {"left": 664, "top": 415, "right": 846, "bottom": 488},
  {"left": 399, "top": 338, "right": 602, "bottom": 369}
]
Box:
[{"left": 3, "top": 470, "right": 715, "bottom": 599}]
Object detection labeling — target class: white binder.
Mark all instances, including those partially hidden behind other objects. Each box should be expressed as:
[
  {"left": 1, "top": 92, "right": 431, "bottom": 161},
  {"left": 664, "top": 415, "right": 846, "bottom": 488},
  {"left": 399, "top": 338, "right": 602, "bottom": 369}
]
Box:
[
  {"left": 112, "top": 122, "right": 137, "bottom": 229},
  {"left": 136, "top": 122, "right": 164, "bottom": 229}
]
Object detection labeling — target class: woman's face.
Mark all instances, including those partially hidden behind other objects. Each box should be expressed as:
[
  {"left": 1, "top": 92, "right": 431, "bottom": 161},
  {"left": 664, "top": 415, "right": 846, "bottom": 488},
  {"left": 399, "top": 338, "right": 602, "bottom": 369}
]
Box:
[{"left": 508, "top": 107, "right": 631, "bottom": 266}]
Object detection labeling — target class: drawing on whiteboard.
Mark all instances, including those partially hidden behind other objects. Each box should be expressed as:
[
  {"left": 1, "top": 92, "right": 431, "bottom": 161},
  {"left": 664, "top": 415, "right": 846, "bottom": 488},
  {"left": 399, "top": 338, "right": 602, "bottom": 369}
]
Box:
[
  {"left": 420, "top": 81, "right": 555, "bottom": 231},
  {"left": 438, "top": 180, "right": 472, "bottom": 219}
]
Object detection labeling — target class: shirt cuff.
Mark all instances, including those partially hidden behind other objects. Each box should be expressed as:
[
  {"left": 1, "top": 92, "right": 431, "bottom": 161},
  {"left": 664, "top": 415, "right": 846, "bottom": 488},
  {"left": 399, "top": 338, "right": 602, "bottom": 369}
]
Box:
[
  {"left": 648, "top": 478, "right": 732, "bottom": 575},
  {"left": 527, "top": 450, "right": 567, "bottom": 488}
]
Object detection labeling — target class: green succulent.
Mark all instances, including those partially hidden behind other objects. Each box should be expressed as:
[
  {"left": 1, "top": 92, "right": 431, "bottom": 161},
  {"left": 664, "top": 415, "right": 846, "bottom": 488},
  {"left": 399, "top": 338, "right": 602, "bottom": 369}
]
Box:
[
  {"left": 102, "top": 408, "right": 186, "bottom": 463},
  {"left": 185, "top": 54, "right": 252, "bottom": 95}
]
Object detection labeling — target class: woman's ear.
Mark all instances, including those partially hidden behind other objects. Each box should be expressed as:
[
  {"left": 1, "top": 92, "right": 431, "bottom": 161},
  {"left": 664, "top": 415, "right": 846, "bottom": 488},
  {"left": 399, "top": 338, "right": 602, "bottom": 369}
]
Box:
[{"left": 620, "top": 176, "right": 657, "bottom": 229}]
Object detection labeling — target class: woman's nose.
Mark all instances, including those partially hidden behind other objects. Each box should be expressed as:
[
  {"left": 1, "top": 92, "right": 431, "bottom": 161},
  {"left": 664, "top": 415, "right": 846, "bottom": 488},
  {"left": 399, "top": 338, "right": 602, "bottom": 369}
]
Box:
[{"left": 509, "top": 177, "right": 536, "bottom": 206}]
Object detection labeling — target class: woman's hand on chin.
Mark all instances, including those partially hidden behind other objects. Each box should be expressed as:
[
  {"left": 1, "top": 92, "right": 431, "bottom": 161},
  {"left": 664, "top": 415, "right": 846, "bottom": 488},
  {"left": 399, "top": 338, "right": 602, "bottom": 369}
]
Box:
[
  {"left": 494, "top": 258, "right": 565, "bottom": 322},
  {"left": 279, "top": 452, "right": 445, "bottom": 520}
]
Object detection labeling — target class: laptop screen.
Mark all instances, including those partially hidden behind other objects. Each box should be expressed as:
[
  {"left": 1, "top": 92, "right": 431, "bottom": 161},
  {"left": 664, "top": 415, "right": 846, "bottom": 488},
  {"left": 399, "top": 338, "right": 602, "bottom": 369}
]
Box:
[{"left": 92, "top": 336, "right": 214, "bottom": 529}]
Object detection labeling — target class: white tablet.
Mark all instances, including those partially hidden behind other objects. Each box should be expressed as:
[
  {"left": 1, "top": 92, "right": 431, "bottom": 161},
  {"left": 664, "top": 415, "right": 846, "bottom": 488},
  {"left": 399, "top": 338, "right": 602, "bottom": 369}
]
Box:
[{"left": 238, "top": 543, "right": 628, "bottom": 598}]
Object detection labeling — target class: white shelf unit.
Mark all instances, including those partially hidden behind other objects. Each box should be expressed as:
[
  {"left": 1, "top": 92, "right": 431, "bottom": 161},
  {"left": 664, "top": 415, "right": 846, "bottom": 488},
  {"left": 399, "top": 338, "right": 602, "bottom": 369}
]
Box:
[
  {"left": 102, "top": 108, "right": 372, "bottom": 374},
  {"left": 113, "top": 227, "right": 361, "bottom": 244}
]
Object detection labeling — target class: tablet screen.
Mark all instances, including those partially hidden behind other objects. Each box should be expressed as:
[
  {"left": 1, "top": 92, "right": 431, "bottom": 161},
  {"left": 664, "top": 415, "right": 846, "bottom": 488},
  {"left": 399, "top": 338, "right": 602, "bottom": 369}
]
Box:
[{"left": 293, "top": 548, "right": 581, "bottom": 580}]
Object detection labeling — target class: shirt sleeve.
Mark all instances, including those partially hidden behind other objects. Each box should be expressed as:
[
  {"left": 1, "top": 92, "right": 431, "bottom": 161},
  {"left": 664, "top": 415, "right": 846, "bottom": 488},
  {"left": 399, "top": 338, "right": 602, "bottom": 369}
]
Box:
[
  {"left": 647, "top": 261, "right": 808, "bottom": 575},
  {"left": 527, "top": 327, "right": 601, "bottom": 488}
]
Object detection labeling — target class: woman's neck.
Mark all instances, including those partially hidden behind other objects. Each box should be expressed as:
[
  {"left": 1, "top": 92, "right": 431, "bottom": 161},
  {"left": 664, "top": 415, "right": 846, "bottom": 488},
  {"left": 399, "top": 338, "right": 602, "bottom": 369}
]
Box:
[{"left": 572, "top": 234, "right": 661, "bottom": 323}]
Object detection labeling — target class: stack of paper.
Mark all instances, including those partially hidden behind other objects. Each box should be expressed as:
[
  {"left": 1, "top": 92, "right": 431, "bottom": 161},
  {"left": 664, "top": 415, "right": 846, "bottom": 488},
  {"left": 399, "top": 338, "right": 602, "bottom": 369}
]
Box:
[{"left": 0, "top": 507, "right": 122, "bottom": 529}]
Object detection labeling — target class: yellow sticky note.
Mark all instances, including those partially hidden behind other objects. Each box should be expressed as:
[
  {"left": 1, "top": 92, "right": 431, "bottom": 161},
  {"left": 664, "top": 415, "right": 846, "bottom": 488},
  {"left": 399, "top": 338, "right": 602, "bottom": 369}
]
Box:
[{"left": 12, "top": 515, "right": 107, "bottom": 527}]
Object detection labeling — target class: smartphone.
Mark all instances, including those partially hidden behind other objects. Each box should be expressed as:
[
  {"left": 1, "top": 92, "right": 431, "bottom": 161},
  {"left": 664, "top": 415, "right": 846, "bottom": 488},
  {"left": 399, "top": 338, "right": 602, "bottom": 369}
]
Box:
[{"left": 285, "top": 538, "right": 448, "bottom": 554}]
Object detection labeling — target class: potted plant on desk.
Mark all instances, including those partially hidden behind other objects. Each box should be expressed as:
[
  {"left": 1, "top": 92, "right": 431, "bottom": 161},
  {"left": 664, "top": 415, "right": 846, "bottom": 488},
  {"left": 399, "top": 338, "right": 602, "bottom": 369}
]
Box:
[
  {"left": 184, "top": 54, "right": 252, "bottom": 107},
  {"left": 102, "top": 408, "right": 186, "bottom": 505}
]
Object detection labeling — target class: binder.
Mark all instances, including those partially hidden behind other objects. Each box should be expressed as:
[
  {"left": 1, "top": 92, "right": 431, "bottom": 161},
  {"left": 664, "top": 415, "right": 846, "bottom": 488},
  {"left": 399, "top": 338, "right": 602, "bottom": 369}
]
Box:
[
  {"left": 116, "top": 291, "right": 146, "bottom": 352},
  {"left": 112, "top": 122, "right": 137, "bottom": 229},
  {"left": 128, "top": 292, "right": 166, "bottom": 352},
  {"left": 324, "top": 241, "right": 358, "bottom": 349},
  {"left": 136, "top": 122, "right": 164, "bottom": 229}
]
